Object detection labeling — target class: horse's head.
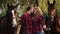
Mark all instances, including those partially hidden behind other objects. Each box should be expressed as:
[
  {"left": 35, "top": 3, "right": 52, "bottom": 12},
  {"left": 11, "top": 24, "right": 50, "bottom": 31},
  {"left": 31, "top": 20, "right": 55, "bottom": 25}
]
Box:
[
  {"left": 6, "top": 4, "right": 18, "bottom": 27},
  {"left": 47, "top": 0, "right": 56, "bottom": 16}
]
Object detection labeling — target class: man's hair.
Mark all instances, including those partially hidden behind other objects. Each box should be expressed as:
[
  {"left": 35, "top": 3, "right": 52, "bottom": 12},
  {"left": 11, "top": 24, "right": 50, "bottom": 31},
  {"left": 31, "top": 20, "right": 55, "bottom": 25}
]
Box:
[{"left": 26, "top": 6, "right": 30, "bottom": 11}]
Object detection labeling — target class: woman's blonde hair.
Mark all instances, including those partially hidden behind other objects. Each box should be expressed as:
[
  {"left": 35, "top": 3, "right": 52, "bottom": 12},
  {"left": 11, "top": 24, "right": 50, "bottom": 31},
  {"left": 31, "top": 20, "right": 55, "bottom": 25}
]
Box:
[{"left": 35, "top": 7, "right": 43, "bottom": 16}]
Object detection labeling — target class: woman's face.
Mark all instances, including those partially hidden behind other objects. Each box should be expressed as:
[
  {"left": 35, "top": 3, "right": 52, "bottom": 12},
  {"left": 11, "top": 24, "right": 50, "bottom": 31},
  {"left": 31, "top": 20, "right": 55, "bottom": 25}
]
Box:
[{"left": 30, "top": 6, "right": 34, "bottom": 13}]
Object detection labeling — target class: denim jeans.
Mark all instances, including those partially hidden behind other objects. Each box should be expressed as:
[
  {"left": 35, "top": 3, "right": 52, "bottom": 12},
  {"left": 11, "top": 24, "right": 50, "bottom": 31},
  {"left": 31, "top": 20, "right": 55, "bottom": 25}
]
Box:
[{"left": 37, "top": 31, "right": 44, "bottom": 34}]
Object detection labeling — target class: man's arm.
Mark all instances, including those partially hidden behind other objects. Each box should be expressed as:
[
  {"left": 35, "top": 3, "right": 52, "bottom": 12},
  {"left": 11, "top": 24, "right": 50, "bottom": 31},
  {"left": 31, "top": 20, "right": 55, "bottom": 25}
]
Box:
[{"left": 39, "top": 16, "right": 46, "bottom": 29}]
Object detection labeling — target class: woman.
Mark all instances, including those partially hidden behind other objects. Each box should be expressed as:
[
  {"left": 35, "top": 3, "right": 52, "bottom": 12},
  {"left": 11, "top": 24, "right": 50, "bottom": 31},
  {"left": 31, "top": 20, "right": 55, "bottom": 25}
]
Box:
[{"left": 34, "top": 5, "right": 46, "bottom": 34}]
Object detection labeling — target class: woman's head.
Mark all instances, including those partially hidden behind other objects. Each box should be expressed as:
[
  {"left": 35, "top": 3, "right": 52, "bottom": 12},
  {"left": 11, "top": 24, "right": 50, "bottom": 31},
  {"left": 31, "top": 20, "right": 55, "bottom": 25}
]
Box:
[{"left": 34, "top": 7, "right": 43, "bottom": 16}]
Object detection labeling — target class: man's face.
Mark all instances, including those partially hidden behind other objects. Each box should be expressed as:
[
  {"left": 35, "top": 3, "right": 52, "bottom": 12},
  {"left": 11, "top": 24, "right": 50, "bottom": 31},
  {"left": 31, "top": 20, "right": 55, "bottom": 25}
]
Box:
[
  {"left": 30, "top": 7, "right": 34, "bottom": 13},
  {"left": 33, "top": 8, "right": 37, "bottom": 15},
  {"left": 30, "top": 7, "right": 37, "bottom": 16}
]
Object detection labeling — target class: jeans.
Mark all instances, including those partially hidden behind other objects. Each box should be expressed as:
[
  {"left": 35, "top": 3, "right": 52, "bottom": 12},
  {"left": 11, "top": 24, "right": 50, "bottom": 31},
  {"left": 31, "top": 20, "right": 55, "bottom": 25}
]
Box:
[{"left": 37, "top": 31, "right": 44, "bottom": 34}]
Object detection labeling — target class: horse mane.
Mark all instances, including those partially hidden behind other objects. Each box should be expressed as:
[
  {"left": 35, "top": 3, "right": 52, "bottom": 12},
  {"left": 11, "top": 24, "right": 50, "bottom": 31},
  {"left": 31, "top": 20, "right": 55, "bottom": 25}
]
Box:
[{"left": 56, "top": 16, "right": 60, "bottom": 26}]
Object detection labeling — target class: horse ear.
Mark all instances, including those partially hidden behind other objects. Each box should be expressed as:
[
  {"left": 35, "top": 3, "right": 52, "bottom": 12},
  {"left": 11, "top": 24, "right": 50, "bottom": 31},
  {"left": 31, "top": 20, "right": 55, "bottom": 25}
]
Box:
[
  {"left": 47, "top": 0, "right": 50, "bottom": 5},
  {"left": 7, "top": 4, "right": 10, "bottom": 8},
  {"left": 15, "top": 4, "right": 18, "bottom": 8},
  {"left": 35, "top": 0, "right": 39, "bottom": 6},
  {"left": 7, "top": 4, "right": 11, "bottom": 8},
  {"left": 53, "top": 0, "right": 55, "bottom": 5}
]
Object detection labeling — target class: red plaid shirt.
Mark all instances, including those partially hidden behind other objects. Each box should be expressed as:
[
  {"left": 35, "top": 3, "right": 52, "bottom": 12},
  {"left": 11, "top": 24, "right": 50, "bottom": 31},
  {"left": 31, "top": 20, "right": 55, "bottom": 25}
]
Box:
[{"left": 20, "top": 13, "right": 44, "bottom": 34}]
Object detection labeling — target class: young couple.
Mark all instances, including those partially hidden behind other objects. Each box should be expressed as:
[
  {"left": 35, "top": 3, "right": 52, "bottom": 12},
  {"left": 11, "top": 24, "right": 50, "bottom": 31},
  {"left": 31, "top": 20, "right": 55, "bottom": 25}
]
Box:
[{"left": 20, "top": 5, "right": 46, "bottom": 34}]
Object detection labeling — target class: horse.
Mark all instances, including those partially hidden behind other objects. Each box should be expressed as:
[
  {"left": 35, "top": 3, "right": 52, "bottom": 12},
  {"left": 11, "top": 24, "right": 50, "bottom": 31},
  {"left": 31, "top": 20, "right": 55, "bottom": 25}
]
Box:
[
  {"left": 44, "top": 0, "right": 60, "bottom": 34},
  {"left": 56, "top": 17, "right": 60, "bottom": 34},
  {"left": 0, "top": 4, "right": 19, "bottom": 34}
]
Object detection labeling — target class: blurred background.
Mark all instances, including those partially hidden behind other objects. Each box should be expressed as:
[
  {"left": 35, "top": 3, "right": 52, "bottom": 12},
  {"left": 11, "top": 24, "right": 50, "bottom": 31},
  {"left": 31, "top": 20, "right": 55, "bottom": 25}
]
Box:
[{"left": 0, "top": 0, "right": 60, "bottom": 18}]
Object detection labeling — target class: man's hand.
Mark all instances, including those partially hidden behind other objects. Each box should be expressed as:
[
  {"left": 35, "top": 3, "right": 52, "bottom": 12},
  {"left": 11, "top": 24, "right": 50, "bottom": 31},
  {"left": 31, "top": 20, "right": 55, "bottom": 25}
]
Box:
[{"left": 43, "top": 25, "right": 46, "bottom": 29}]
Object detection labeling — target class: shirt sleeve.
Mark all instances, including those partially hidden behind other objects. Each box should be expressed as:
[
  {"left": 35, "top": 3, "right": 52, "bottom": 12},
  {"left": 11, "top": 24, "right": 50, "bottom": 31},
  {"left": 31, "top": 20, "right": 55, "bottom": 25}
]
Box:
[
  {"left": 20, "top": 13, "right": 29, "bottom": 25},
  {"left": 39, "top": 16, "right": 45, "bottom": 27}
]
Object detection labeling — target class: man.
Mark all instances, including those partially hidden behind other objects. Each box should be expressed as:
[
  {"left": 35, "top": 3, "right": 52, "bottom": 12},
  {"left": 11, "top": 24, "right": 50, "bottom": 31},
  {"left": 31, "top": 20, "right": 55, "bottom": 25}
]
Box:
[{"left": 20, "top": 6, "right": 45, "bottom": 34}]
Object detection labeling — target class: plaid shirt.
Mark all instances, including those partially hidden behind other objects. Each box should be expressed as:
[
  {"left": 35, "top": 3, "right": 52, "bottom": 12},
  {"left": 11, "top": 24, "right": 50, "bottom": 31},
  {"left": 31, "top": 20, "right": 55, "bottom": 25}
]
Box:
[{"left": 20, "top": 13, "right": 44, "bottom": 34}]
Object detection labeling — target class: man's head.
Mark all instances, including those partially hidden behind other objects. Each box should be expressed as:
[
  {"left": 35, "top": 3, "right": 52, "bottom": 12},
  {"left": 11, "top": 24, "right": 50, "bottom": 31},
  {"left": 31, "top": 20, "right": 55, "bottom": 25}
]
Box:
[
  {"left": 33, "top": 7, "right": 43, "bottom": 16},
  {"left": 26, "top": 6, "right": 34, "bottom": 14}
]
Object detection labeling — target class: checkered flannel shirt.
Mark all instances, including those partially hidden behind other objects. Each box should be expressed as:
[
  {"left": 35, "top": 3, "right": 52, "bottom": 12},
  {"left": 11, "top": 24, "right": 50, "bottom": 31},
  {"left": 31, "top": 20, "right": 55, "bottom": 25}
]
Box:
[{"left": 20, "top": 13, "right": 44, "bottom": 34}]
